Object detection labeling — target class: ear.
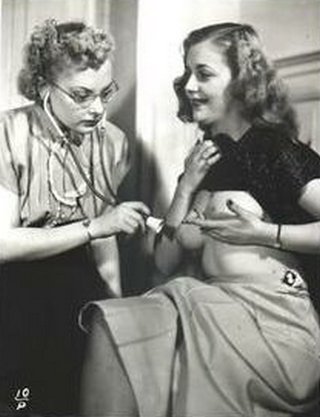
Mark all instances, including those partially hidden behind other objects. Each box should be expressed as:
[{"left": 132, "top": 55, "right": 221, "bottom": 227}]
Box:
[{"left": 38, "top": 85, "right": 51, "bottom": 101}]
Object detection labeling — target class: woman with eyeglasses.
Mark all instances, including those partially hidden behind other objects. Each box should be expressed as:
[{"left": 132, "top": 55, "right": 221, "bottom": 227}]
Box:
[
  {"left": 0, "top": 19, "right": 149, "bottom": 416},
  {"left": 80, "top": 23, "right": 319, "bottom": 417}
]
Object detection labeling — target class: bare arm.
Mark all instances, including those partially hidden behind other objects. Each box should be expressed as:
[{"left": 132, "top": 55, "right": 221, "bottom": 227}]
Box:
[
  {"left": 175, "top": 190, "right": 210, "bottom": 250},
  {"left": 0, "top": 185, "right": 150, "bottom": 263},
  {"left": 154, "top": 140, "right": 220, "bottom": 275},
  {"left": 153, "top": 181, "right": 194, "bottom": 275}
]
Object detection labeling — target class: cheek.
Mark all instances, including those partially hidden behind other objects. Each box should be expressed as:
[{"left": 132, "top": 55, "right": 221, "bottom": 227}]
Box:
[{"left": 51, "top": 98, "right": 79, "bottom": 124}]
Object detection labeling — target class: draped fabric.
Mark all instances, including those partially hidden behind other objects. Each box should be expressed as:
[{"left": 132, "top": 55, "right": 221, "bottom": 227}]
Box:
[{"left": 81, "top": 273, "right": 320, "bottom": 417}]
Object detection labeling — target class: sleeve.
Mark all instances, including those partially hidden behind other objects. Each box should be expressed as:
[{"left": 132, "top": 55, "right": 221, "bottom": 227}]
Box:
[
  {"left": 273, "top": 139, "right": 320, "bottom": 201},
  {"left": 114, "top": 130, "right": 130, "bottom": 190},
  {"left": 104, "top": 121, "right": 131, "bottom": 191},
  {"left": 0, "top": 115, "right": 19, "bottom": 193}
]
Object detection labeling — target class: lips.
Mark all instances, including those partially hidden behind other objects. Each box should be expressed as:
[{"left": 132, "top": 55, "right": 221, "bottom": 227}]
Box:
[
  {"left": 189, "top": 98, "right": 208, "bottom": 107},
  {"left": 81, "top": 118, "right": 101, "bottom": 127}
]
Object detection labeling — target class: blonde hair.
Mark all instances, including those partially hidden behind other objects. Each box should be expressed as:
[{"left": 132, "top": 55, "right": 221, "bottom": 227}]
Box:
[{"left": 18, "top": 19, "right": 114, "bottom": 102}]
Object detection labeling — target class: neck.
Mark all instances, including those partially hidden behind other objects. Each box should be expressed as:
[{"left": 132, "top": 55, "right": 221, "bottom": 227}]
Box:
[{"left": 208, "top": 111, "right": 251, "bottom": 141}]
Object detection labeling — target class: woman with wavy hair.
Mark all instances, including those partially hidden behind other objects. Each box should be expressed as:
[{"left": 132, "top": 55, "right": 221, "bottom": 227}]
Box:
[
  {"left": 0, "top": 19, "right": 149, "bottom": 416},
  {"left": 81, "top": 23, "right": 320, "bottom": 416}
]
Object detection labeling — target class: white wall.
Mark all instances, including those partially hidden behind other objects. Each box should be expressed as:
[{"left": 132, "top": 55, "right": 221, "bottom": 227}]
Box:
[
  {"left": 238, "top": 0, "right": 320, "bottom": 149},
  {"left": 239, "top": 0, "right": 320, "bottom": 59}
]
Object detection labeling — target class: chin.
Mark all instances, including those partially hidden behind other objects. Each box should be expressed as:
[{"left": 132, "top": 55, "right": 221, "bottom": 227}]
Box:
[
  {"left": 194, "top": 117, "right": 215, "bottom": 130},
  {"left": 192, "top": 112, "right": 215, "bottom": 126}
]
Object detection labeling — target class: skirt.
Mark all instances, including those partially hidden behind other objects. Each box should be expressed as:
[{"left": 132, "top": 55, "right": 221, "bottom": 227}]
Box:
[
  {"left": 81, "top": 269, "right": 320, "bottom": 417},
  {"left": 0, "top": 245, "right": 109, "bottom": 416}
]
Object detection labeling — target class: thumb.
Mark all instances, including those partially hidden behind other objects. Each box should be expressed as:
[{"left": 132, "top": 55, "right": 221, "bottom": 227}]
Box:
[{"left": 226, "top": 199, "right": 257, "bottom": 220}]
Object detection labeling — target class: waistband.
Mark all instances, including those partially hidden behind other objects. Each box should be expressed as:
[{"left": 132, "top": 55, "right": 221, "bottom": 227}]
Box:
[{"left": 204, "top": 269, "right": 307, "bottom": 290}]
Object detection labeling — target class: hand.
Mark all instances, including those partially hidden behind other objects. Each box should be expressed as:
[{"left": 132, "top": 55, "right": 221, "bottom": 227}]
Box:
[
  {"left": 185, "top": 200, "right": 268, "bottom": 246},
  {"left": 90, "top": 201, "right": 150, "bottom": 238},
  {"left": 179, "top": 140, "right": 221, "bottom": 194}
]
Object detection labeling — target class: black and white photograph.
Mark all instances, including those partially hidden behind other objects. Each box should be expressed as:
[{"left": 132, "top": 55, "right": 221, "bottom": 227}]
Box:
[{"left": 0, "top": 0, "right": 319, "bottom": 416}]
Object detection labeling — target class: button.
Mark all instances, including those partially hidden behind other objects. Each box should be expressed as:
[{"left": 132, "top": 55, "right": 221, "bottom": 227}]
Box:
[{"left": 282, "top": 270, "right": 297, "bottom": 287}]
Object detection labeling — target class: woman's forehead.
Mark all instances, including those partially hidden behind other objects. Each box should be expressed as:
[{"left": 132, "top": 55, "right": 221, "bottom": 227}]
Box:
[
  {"left": 55, "top": 59, "right": 112, "bottom": 88},
  {"left": 186, "top": 40, "right": 227, "bottom": 68}
]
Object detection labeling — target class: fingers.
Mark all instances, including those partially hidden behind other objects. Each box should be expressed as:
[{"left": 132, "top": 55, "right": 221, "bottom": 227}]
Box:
[
  {"left": 187, "top": 141, "right": 220, "bottom": 165},
  {"left": 122, "top": 215, "right": 144, "bottom": 234},
  {"left": 120, "top": 204, "right": 148, "bottom": 234},
  {"left": 185, "top": 207, "right": 205, "bottom": 221},
  {"left": 200, "top": 141, "right": 220, "bottom": 159},
  {"left": 205, "top": 152, "right": 221, "bottom": 167},
  {"left": 122, "top": 201, "right": 151, "bottom": 218},
  {"left": 197, "top": 142, "right": 220, "bottom": 170},
  {"left": 226, "top": 199, "right": 259, "bottom": 220},
  {"left": 184, "top": 218, "right": 221, "bottom": 229}
]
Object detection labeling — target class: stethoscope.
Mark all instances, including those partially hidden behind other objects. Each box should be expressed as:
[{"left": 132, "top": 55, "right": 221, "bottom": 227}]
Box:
[
  {"left": 43, "top": 91, "right": 119, "bottom": 205},
  {"left": 43, "top": 92, "right": 163, "bottom": 233}
]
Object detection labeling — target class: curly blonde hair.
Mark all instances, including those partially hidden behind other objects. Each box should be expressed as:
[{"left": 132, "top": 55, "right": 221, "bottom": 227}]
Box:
[
  {"left": 174, "top": 23, "right": 298, "bottom": 137},
  {"left": 18, "top": 19, "right": 114, "bottom": 101}
]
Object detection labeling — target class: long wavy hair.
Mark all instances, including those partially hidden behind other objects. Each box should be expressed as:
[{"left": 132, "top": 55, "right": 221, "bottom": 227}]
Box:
[
  {"left": 18, "top": 19, "right": 114, "bottom": 102},
  {"left": 174, "top": 23, "right": 298, "bottom": 138}
]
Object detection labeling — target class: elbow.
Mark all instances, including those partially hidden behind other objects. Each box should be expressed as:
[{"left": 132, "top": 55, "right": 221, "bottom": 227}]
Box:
[
  {"left": 0, "top": 249, "right": 9, "bottom": 264},
  {"left": 0, "top": 241, "right": 24, "bottom": 264}
]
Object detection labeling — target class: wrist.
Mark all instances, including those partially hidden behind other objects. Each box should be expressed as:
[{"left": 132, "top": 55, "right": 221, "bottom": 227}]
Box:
[
  {"left": 83, "top": 218, "right": 103, "bottom": 240},
  {"left": 273, "top": 224, "right": 283, "bottom": 249},
  {"left": 82, "top": 218, "right": 94, "bottom": 242},
  {"left": 258, "top": 223, "right": 282, "bottom": 249}
]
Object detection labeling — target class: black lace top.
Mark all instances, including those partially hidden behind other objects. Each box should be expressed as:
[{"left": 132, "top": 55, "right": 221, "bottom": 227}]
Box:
[
  {"left": 199, "top": 122, "right": 320, "bottom": 224},
  {"left": 199, "top": 123, "right": 320, "bottom": 309}
]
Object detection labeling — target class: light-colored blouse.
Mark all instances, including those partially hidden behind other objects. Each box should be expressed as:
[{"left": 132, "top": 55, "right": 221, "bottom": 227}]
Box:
[
  {"left": 0, "top": 104, "right": 129, "bottom": 226},
  {"left": 0, "top": 103, "right": 130, "bottom": 295}
]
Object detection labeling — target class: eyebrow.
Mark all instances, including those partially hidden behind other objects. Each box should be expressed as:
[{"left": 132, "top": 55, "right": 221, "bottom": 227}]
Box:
[
  {"left": 70, "top": 81, "right": 114, "bottom": 93},
  {"left": 69, "top": 86, "right": 93, "bottom": 93},
  {"left": 195, "top": 64, "right": 214, "bottom": 70},
  {"left": 186, "top": 63, "right": 215, "bottom": 72}
]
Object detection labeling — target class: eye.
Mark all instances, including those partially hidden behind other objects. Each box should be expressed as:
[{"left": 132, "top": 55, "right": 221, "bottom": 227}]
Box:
[
  {"left": 70, "top": 90, "right": 92, "bottom": 104},
  {"left": 196, "top": 70, "right": 215, "bottom": 81},
  {"left": 100, "top": 88, "right": 113, "bottom": 102},
  {"left": 100, "top": 83, "right": 118, "bottom": 102}
]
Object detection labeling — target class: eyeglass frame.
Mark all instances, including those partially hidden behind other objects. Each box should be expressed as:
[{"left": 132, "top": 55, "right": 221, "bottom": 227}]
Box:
[{"left": 50, "top": 79, "right": 119, "bottom": 108}]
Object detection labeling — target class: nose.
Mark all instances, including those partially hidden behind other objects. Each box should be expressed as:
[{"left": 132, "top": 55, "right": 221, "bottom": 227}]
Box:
[
  {"left": 185, "top": 73, "right": 198, "bottom": 93},
  {"left": 89, "top": 95, "right": 104, "bottom": 115}
]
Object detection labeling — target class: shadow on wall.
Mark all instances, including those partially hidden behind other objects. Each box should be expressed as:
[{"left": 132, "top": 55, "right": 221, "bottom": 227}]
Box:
[
  {"left": 107, "top": 0, "right": 171, "bottom": 294},
  {"left": 110, "top": 86, "right": 167, "bottom": 295}
]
